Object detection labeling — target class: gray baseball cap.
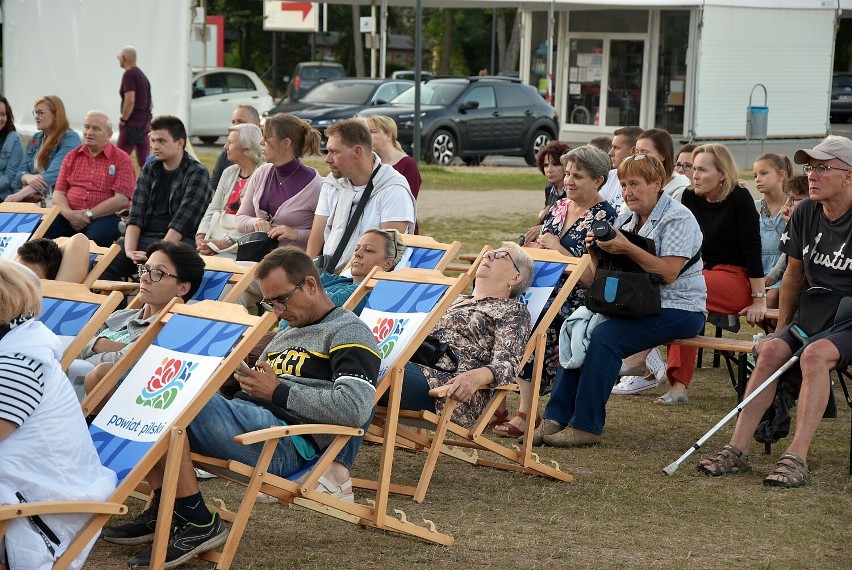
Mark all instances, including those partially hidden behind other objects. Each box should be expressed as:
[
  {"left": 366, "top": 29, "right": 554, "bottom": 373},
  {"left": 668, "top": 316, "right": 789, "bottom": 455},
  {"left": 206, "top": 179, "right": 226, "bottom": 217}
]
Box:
[{"left": 794, "top": 135, "right": 852, "bottom": 167}]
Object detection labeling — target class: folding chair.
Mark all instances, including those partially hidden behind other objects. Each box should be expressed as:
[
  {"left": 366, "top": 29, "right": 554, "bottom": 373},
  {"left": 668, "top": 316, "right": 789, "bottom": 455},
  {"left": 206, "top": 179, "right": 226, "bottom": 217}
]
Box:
[
  {"left": 372, "top": 250, "right": 592, "bottom": 503},
  {"left": 0, "top": 300, "right": 275, "bottom": 569},
  {"left": 38, "top": 280, "right": 124, "bottom": 371},
  {"left": 190, "top": 268, "right": 471, "bottom": 568},
  {"left": 94, "top": 255, "right": 258, "bottom": 308},
  {"left": 0, "top": 203, "right": 60, "bottom": 260},
  {"left": 339, "top": 233, "right": 461, "bottom": 277}
]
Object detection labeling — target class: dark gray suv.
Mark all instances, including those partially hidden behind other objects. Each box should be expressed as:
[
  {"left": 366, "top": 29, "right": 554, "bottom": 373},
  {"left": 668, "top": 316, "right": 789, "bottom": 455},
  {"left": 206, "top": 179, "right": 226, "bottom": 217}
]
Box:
[
  {"left": 358, "top": 77, "right": 559, "bottom": 166},
  {"left": 283, "top": 62, "right": 345, "bottom": 102}
]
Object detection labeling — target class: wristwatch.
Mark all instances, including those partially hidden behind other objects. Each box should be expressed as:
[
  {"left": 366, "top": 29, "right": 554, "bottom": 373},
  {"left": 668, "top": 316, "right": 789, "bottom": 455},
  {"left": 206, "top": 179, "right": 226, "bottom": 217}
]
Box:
[
  {"left": 224, "top": 235, "right": 235, "bottom": 246},
  {"left": 85, "top": 210, "right": 94, "bottom": 221},
  {"left": 751, "top": 292, "right": 766, "bottom": 298}
]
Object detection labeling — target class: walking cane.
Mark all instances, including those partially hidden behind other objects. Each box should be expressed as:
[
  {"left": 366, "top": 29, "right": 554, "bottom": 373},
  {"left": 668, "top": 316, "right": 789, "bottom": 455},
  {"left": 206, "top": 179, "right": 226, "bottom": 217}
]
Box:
[{"left": 663, "top": 297, "right": 852, "bottom": 476}]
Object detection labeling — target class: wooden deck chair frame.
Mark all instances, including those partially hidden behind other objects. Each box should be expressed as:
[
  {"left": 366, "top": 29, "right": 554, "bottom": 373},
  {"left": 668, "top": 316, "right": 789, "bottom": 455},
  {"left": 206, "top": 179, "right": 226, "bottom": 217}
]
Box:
[
  {"left": 189, "top": 267, "right": 472, "bottom": 569},
  {"left": 39, "top": 280, "right": 124, "bottom": 371},
  {"left": 0, "top": 300, "right": 276, "bottom": 570},
  {"left": 368, "top": 250, "right": 591, "bottom": 503},
  {"left": 0, "top": 204, "right": 60, "bottom": 260},
  {"left": 53, "top": 237, "right": 122, "bottom": 288},
  {"left": 338, "top": 233, "right": 462, "bottom": 277}
]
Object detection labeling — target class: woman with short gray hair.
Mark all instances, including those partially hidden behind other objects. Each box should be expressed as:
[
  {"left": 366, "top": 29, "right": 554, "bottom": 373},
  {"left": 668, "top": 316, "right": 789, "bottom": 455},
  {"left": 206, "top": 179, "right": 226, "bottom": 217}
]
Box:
[
  {"left": 196, "top": 123, "right": 264, "bottom": 258},
  {"left": 493, "top": 145, "right": 617, "bottom": 438}
]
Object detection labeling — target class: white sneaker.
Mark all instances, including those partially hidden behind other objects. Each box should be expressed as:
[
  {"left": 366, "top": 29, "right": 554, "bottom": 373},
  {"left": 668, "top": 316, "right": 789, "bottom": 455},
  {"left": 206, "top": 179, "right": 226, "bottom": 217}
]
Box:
[
  {"left": 194, "top": 468, "right": 216, "bottom": 480},
  {"left": 645, "top": 348, "right": 667, "bottom": 382},
  {"left": 612, "top": 374, "right": 662, "bottom": 395}
]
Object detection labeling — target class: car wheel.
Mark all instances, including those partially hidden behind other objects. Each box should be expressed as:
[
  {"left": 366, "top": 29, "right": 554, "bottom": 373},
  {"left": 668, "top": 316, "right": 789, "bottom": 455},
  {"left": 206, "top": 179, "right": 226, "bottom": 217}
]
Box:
[
  {"left": 427, "top": 130, "right": 457, "bottom": 166},
  {"left": 462, "top": 155, "right": 484, "bottom": 166},
  {"left": 525, "top": 129, "right": 552, "bottom": 166},
  {"left": 198, "top": 136, "right": 220, "bottom": 145}
]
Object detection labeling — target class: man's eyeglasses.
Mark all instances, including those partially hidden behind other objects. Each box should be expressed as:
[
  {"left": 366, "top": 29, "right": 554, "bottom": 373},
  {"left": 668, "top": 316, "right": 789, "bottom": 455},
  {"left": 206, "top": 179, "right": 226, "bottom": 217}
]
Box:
[
  {"left": 674, "top": 161, "right": 693, "bottom": 171},
  {"left": 625, "top": 153, "right": 648, "bottom": 161},
  {"left": 803, "top": 164, "right": 851, "bottom": 176},
  {"left": 259, "top": 278, "right": 305, "bottom": 312},
  {"left": 137, "top": 264, "right": 180, "bottom": 282},
  {"left": 32, "top": 110, "right": 48, "bottom": 118},
  {"left": 484, "top": 250, "right": 520, "bottom": 274}
]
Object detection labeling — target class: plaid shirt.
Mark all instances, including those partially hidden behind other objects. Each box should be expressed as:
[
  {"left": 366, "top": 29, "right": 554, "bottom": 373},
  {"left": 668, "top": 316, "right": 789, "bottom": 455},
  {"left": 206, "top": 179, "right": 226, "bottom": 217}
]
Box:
[
  {"left": 54, "top": 143, "right": 136, "bottom": 210},
  {"left": 127, "top": 152, "right": 211, "bottom": 238}
]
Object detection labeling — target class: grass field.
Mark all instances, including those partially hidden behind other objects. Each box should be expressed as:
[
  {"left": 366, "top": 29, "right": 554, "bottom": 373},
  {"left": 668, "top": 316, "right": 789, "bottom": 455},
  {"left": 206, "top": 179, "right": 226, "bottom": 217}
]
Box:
[{"left": 84, "top": 153, "right": 850, "bottom": 569}]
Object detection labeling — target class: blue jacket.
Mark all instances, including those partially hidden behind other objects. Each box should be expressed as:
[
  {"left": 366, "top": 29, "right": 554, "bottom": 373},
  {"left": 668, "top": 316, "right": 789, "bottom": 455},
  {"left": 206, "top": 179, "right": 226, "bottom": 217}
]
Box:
[
  {"left": 14, "top": 129, "right": 81, "bottom": 192},
  {"left": 0, "top": 132, "right": 25, "bottom": 199}
]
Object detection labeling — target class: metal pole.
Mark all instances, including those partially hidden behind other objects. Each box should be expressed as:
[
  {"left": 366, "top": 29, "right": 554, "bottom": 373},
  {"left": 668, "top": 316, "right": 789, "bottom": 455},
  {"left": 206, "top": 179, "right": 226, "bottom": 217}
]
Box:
[
  {"left": 413, "top": 0, "right": 422, "bottom": 164},
  {"left": 379, "top": 0, "right": 388, "bottom": 78},
  {"left": 490, "top": 8, "right": 496, "bottom": 75},
  {"left": 546, "top": 1, "right": 554, "bottom": 104},
  {"left": 370, "top": 3, "right": 377, "bottom": 78}
]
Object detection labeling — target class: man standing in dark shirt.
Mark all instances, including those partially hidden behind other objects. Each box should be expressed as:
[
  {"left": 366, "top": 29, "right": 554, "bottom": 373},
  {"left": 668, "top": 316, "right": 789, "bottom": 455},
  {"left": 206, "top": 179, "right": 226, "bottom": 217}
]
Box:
[
  {"left": 101, "top": 115, "right": 211, "bottom": 281},
  {"left": 117, "top": 46, "right": 153, "bottom": 168}
]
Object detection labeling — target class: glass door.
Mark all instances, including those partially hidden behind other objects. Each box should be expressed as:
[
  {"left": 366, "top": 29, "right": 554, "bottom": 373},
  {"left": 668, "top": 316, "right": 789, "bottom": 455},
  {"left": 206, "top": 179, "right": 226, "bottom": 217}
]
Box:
[
  {"left": 607, "top": 40, "right": 644, "bottom": 126},
  {"left": 566, "top": 39, "right": 604, "bottom": 125},
  {"left": 654, "top": 11, "right": 690, "bottom": 135}
]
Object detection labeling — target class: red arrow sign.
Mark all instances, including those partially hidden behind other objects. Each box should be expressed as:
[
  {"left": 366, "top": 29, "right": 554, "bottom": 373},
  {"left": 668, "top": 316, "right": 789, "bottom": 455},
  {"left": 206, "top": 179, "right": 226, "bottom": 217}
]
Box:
[{"left": 281, "top": 2, "right": 312, "bottom": 21}]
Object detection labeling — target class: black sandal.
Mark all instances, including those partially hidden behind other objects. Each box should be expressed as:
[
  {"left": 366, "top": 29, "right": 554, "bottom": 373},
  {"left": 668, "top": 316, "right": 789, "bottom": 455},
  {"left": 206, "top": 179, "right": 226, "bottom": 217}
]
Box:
[{"left": 763, "top": 452, "right": 810, "bottom": 488}]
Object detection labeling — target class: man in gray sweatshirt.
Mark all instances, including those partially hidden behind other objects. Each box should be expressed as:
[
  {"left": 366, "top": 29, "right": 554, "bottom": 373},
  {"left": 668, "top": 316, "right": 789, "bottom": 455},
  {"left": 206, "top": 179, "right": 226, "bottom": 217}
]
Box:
[{"left": 103, "top": 246, "right": 380, "bottom": 569}]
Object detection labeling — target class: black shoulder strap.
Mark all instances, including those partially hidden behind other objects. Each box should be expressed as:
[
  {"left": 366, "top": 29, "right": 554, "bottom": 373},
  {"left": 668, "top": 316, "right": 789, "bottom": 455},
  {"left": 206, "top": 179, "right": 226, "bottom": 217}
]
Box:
[
  {"left": 324, "top": 164, "right": 382, "bottom": 272},
  {"left": 678, "top": 249, "right": 702, "bottom": 277}
]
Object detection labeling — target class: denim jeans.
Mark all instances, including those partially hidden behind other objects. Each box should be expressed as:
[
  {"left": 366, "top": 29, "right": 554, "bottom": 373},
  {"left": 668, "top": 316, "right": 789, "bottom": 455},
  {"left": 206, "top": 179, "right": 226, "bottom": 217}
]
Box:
[
  {"left": 188, "top": 394, "right": 367, "bottom": 476},
  {"left": 544, "top": 308, "right": 705, "bottom": 435},
  {"left": 45, "top": 214, "right": 121, "bottom": 247},
  {"left": 378, "top": 362, "right": 437, "bottom": 413}
]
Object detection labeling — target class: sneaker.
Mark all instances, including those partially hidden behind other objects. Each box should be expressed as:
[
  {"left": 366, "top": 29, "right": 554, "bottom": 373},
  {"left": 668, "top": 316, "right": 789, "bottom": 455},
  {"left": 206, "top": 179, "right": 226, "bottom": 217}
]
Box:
[
  {"left": 102, "top": 504, "right": 170, "bottom": 546},
  {"left": 127, "top": 513, "right": 229, "bottom": 569},
  {"left": 611, "top": 374, "right": 662, "bottom": 395},
  {"left": 645, "top": 348, "right": 667, "bottom": 382}
]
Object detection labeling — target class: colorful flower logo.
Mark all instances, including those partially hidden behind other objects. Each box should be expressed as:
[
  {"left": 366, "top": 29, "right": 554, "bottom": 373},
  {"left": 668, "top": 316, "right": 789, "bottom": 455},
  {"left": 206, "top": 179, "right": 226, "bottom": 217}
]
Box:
[
  {"left": 372, "top": 317, "right": 409, "bottom": 359},
  {"left": 136, "top": 356, "right": 198, "bottom": 410}
]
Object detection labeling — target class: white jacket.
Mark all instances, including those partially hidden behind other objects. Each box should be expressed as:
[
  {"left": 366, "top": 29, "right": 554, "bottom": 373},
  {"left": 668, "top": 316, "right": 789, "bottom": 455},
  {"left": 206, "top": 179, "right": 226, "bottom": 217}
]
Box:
[{"left": 0, "top": 320, "right": 116, "bottom": 570}]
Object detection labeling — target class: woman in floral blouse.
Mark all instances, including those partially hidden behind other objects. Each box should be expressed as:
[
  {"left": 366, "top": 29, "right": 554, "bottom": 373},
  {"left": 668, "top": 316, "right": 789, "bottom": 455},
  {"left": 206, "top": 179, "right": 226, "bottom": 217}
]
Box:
[
  {"left": 397, "top": 242, "right": 533, "bottom": 428},
  {"left": 493, "top": 146, "right": 616, "bottom": 437}
]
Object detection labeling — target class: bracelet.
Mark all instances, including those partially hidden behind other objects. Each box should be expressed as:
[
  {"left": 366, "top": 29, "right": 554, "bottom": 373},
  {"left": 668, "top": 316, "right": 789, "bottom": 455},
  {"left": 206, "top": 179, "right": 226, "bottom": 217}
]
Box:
[
  {"left": 120, "top": 117, "right": 128, "bottom": 123},
  {"left": 224, "top": 235, "right": 235, "bottom": 246},
  {"left": 751, "top": 292, "right": 766, "bottom": 298}
]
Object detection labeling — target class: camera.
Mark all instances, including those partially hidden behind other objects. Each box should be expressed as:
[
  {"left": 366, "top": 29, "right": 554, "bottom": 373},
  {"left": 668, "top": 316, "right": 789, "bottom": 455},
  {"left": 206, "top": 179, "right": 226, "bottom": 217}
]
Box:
[{"left": 591, "top": 220, "right": 616, "bottom": 242}]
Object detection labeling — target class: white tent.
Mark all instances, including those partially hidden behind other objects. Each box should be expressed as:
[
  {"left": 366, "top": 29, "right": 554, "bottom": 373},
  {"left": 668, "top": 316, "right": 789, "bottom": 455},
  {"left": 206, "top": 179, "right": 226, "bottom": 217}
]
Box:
[{"left": 2, "top": 0, "right": 192, "bottom": 136}]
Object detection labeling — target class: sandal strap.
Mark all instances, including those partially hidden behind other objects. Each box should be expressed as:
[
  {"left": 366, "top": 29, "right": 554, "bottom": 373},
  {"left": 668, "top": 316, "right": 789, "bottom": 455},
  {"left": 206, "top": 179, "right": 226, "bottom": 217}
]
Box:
[
  {"left": 776, "top": 452, "right": 808, "bottom": 472},
  {"left": 515, "top": 411, "right": 528, "bottom": 420},
  {"left": 765, "top": 453, "right": 810, "bottom": 487},
  {"left": 700, "top": 444, "right": 751, "bottom": 475}
]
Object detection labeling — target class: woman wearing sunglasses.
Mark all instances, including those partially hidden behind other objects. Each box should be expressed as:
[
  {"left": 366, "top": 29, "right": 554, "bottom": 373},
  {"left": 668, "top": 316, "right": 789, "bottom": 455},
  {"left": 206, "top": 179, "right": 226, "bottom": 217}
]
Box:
[
  {"left": 531, "top": 153, "right": 706, "bottom": 447},
  {"left": 5, "top": 95, "right": 81, "bottom": 204},
  {"left": 394, "top": 242, "right": 534, "bottom": 428},
  {"left": 79, "top": 241, "right": 204, "bottom": 400}
]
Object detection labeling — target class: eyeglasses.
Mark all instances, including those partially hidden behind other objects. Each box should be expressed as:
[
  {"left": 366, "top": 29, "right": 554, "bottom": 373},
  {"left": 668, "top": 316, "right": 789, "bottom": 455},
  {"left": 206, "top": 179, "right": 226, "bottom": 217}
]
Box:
[
  {"left": 625, "top": 153, "right": 648, "bottom": 161},
  {"left": 484, "top": 250, "right": 520, "bottom": 274},
  {"left": 259, "top": 278, "right": 305, "bottom": 312},
  {"left": 785, "top": 194, "right": 805, "bottom": 205},
  {"left": 137, "top": 264, "right": 180, "bottom": 282},
  {"left": 803, "top": 164, "right": 851, "bottom": 176},
  {"left": 674, "top": 161, "right": 693, "bottom": 171},
  {"left": 32, "top": 110, "right": 48, "bottom": 118}
]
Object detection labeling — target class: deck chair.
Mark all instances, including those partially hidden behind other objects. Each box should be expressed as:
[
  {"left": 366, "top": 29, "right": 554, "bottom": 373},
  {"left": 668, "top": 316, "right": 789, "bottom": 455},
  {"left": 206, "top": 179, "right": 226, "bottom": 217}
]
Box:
[
  {"left": 0, "top": 203, "right": 60, "bottom": 260},
  {"left": 370, "top": 250, "right": 592, "bottom": 503},
  {"left": 189, "top": 268, "right": 471, "bottom": 569},
  {"left": 38, "top": 280, "right": 124, "bottom": 372},
  {"left": 338, "top": 233, "right": 461, "bottom": 277},
  {"left": 1, "top": 300, "right": 277, "bottom": 569},
  {"left": 94, "top": 255, "right": 258, "bottom": 309},
  {"left": 53, "top": 237, "right": 121, "bottom": 288}
]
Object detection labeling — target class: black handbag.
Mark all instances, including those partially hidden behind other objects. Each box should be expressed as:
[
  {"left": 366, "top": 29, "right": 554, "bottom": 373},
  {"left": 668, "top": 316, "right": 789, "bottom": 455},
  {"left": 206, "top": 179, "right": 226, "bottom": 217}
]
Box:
[
  {"left": 410, "top": 335, "right": 458, "bottom": 373},
  {"left": 236, "top": 231, "right": 278, "bottom": 262}
]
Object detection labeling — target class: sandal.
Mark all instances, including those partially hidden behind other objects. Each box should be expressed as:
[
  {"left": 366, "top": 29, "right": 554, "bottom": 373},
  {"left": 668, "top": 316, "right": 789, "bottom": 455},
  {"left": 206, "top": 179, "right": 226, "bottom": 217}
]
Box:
[
  {"left": 654, "top": 390, "right": 688, "bottom": 405},
  {"left": 763, "top": 452, "right": 810, "bottom": 488},
  {"left": 492, "top": 411, "right": 541, "bottom": 438},
  {"left": 697, "top": 444, "right": 752, "bottom": 476},
  {"left": 486, "top": 409, "right": 509, "bottom": 430},
  {"left": 316, "top": 475, "right": 355, "bottom": 503}
]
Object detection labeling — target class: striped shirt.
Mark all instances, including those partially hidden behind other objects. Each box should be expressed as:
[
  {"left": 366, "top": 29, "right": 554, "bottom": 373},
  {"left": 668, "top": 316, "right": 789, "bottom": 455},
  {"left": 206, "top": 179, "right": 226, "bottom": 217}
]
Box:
[{"left": 0, "top": 354, "right": 44, "bottom": 427}]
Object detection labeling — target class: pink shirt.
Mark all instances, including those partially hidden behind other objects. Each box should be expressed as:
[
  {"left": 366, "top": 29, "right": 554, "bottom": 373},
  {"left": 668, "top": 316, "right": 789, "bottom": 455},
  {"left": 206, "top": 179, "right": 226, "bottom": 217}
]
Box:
[{"left": 54, "top": 143, "right": 136, "bottom": 210}]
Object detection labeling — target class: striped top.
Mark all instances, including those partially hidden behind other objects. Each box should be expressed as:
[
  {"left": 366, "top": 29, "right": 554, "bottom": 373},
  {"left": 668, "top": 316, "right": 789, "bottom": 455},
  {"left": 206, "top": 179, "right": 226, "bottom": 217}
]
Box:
[{"left": 0, "top": 353, "right": 44, "bottom": 427}]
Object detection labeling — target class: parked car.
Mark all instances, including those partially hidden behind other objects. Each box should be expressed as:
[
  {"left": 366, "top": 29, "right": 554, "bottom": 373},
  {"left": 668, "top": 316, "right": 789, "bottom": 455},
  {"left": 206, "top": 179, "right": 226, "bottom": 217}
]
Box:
[
  {"left": 830, "top": 72, "right": 852, "bottom": 123},
  {"left": 190, "top": 67, "right": 274, "bottom": 144},
  {"left": 265, "top": 78, "right": 413, "bottom": 139},
  {"left": 283, "top": 61, "right": 346, "bottom": 103},
  {"left": 357, "top": 76, "right": 559, "bottom": 166},
  {"left": 390, "top": 70, "right": 434, "bottom": 81}
]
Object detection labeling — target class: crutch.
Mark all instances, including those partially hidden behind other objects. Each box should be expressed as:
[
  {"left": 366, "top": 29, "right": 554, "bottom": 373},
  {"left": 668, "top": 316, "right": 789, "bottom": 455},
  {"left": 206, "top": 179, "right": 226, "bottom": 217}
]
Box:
[{"left": 663, "top": 297, "right": 852, "bottom": 476}]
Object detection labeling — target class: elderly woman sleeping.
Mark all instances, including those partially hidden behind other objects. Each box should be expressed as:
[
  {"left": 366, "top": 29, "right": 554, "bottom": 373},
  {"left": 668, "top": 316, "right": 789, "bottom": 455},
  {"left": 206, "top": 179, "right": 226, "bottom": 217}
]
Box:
[{"left": 392, "top": 242, "right": 534, "bottom": 427}]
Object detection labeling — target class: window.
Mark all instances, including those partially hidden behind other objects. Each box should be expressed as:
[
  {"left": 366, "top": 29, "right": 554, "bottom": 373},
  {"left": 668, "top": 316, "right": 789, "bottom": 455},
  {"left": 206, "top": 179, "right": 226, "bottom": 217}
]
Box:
[
  {"left": 225, "top": 72, "right": 255, "bottom": 92},
  {"left": 463, "top": 86, "right": 496, "bottom": 109}
]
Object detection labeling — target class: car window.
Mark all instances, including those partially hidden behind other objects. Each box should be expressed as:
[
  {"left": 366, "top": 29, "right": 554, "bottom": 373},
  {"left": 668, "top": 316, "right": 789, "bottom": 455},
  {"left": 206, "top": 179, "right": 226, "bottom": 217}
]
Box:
[
  {"left": 495, "top": 84, "right": 534, "bottom": 107},
  {"left": 193, "top": 73, "right": 226, "bottom": 97},
  {"left": 392, "top": 82, "right": 466, "bottom": 106},
  {"left": 463, "top": 86, "right": 496, "bottom": 109},
  {"left": 833, "top": 75, "right": 852, "bottom": 90},
  {"left": 226, "top": 72, "right": 255, "bottom": 92},
  {"left": 303, "top": 82, "right": 375, "bottom": 104},
  {"left": 373, "top": 83, "right": 398, "bottom": 104},
  {"left": 318, "top": 66, "right": 345, "bottom": 80}
]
